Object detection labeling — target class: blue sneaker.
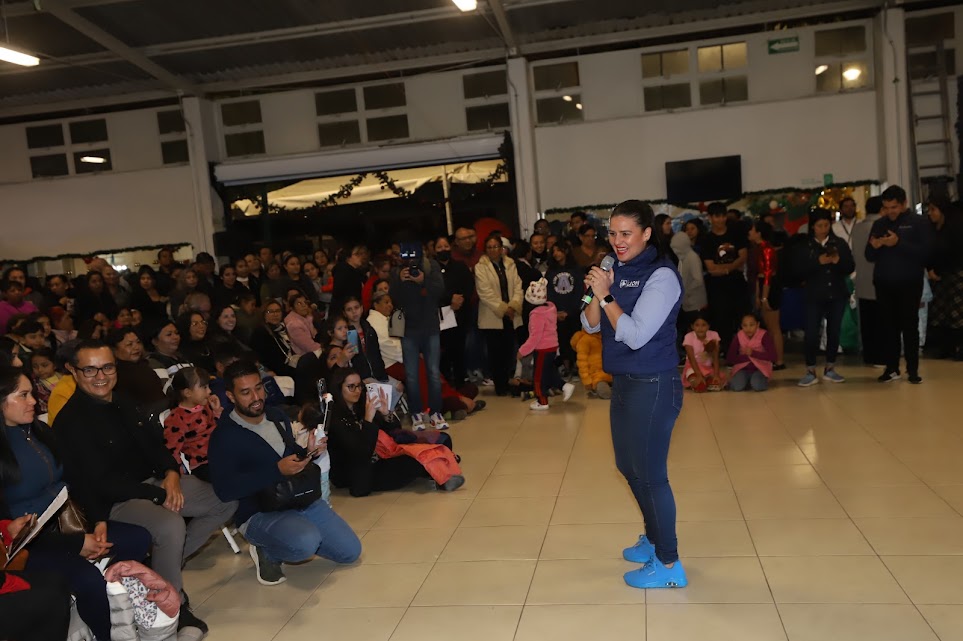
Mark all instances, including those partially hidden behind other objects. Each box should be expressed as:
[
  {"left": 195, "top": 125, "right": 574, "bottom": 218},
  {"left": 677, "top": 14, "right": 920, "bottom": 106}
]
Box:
[
  {"left": 622, "top": 535, "right": 655, "bottom": 564},
  {"left": 823, "top": 368, "right": 845, "bottom": 384},
  {"left": 797, "top": 371, "right": 818, "bottom": 387},
  {"left": 624, "top": 557, "right": 688, "bottom": 589}
]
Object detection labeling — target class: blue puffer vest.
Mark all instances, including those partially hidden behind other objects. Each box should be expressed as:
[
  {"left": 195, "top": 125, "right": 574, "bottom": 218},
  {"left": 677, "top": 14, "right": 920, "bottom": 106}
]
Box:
[{"left": 600, "top": 245, "right": 682, "bottom": 376}]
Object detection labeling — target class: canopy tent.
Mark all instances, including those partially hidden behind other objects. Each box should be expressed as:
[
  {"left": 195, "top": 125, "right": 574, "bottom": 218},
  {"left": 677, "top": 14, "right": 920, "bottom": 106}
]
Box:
[{"left": 233, "top": 159, "right": 506, "bottom": 216}]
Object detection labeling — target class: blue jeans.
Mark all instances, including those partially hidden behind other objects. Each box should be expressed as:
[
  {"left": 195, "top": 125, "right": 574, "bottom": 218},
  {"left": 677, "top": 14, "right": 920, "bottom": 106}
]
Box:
[
  {"left": 610, "top": 370, "right": 683, "bottom": 564},
  {"left": 402, "top": 331, "right": 442, "bottom": 414},
  {"left": 804, "top": 296, "right": 847, "bottom": 368},
  {"left": 243, "top": 499, "right": 361, "bottom": 565},
  {"left": 729, "top": 369, "right": 769, "bottom": 391}
]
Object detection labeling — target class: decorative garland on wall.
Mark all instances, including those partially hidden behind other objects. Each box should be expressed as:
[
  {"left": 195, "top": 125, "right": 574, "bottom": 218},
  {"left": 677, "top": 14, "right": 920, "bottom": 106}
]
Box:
[
  {"left": 7, "top": 242, "right": 194, "bottom": 266},
  {"left": 542, "top": 180, "right": 881, "bottom": 216}
]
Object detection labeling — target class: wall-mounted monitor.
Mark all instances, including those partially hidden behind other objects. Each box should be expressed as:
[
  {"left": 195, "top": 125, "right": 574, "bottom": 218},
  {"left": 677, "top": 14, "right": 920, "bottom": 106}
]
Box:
[{"left": 665, "top": 155, "right": 742, "bottom": 203}]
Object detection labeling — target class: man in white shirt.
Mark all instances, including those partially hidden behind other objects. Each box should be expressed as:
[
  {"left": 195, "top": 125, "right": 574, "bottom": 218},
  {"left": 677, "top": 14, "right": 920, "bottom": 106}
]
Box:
[{"left": 833, "top": 197, "right": 858, "bottom": 249}]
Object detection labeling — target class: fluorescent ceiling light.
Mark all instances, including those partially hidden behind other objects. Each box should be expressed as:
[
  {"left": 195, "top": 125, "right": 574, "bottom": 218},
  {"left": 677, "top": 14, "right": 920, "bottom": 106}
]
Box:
[
  {"left": 814, "top": 64, "right": 829, "bottom": 75},
  {"left": 0, "top": 45, "right": 39, "bottom": 67},
  {"left": 575, "top": 103, "right": 583, "bottom": 110},
  {"left": 842, "top": 67, "right": 862, "bottom": 81},
  {"left": 452, "top": 0, "right": 477, "bottom": 11},
  {"left": 562, "top": 95, "right": 573, "bottom": 102},
  {"left": 80, "top": 156, "right": 107, "bottom": 164}
]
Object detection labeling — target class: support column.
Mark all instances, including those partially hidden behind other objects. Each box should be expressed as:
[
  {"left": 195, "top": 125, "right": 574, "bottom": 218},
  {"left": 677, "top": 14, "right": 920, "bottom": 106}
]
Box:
[
  {"left": 507, "top": 57, "right": 541, "bottom": 237},
  {"left": 181, "top": 97, "right": 222, "bottom": 255},
  {"left": 874, "top": 6, "right": 912, "bottom": 196}
]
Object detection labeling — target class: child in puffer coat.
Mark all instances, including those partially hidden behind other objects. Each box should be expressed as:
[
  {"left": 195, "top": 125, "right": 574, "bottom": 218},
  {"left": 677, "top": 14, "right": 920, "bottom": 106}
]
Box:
[
  {"left": 570, "top": 329, "right": 612, "bottom": 399},
  {"left": 517, "top": 278, "right": 574, "bottom": 410}
]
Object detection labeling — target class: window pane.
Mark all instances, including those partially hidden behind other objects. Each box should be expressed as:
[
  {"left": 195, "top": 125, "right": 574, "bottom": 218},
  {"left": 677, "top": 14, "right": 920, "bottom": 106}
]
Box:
[
  {"left": 724, "top": 75, "right": 749, "bottom": 102},
  {"left": 815, "top": 26, "right": 866, "bottom": 57},
  {"left": 224, "top": 131, "right": 265, "bottom": 157},
  {"left": 533, "top": 61, "right": 580, "bottom": 91},
  {"left": 663, "top": 49, "right": 689, "bottom": 76},
  {"left": 841, "top": 61, "right": 869, "bottom": 90},
  {"left": 161, "top": 140, "right": 189, "bottom": 164},
  {"left": 366, "top": 114, "right": 409, "bottom": 141},
  {"left": 466, "top": 103, "right": 510, "bottom": 131},
  {"left": 816, "top": 62, "right": 842, "bottom": 92},
  {"left": 463, "top": 69, "right": 507, "bottom": 99},
  {"left": 906, "top": 13, "right": 954, "bottom": 47},
  {"left": 909, "top": 49, "right": 956, "bottom": 80},
  {"left": 315, "top": 88, "right": 357, "bottom": 116},
  {"left": 30, "top": 153, "right": 69, "bottom": 178},
  {"left": 157, "top": 110, "right": 185, "bottom": 135},
  {"left": 68, "top": 119, "right": 108, "bottom": 144},
  {"left": 700, "top": 78, "right": 724, "bottom": 105},
  {"left": 363, "top": 83, "right": 406, "bottom": 110},
  {"left": 535, "top": 95, "right": 583, "bottom": 124},
  {"left": 73, "top": 149, "right": 112, "bottom": 174},
  {"left": 697, "top": 46, "right": 722, "bottom": 72},
  {"left": 644, "top": 86, "right": 664, "bottom": 111},
  {"left": 644, "top": 84, "right": 691, "bottom": 111},
  {"left": 641, "top": 53, "right": 662, "bottom": 79},
  {"left": 26, "top": 124, "right": 64, "bottom": 149},
  {"left": 221, "top": 101, "right": 262, "bottom": 127},
  {"left": 722, "top": 42, "right": 747, "bottom": 69},
  {"left": 318, "top": 121, "right": 362, "bottom": 147}
]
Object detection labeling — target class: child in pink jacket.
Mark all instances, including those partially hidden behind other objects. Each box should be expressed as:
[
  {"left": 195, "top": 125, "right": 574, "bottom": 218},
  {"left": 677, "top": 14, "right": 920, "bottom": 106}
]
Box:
[{"left": 518, "top": 278, "right": 574, "bottom": 410}]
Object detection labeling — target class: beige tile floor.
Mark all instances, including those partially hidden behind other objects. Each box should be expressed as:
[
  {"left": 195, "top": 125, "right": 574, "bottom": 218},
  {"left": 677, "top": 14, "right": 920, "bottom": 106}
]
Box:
[{"left": 184, "top": 359, "right": 963, "bottom": 640}]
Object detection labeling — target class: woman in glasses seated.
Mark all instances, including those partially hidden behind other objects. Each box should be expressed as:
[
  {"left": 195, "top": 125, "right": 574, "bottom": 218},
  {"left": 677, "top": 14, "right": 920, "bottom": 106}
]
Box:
[
  {"left": 176, "top": 312, "right": 214, "bottom": 373},
  {"left": 249, "top": 301, "right": 298, "bottom": 379}
]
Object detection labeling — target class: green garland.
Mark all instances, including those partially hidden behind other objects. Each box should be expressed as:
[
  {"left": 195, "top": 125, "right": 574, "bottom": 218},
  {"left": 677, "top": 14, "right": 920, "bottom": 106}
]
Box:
[
  {"left": 11, "top": 242, "right": 193, "bottom": 265},
  {"left": 543, "top": 180, "right": 881, "bottom": 215}
]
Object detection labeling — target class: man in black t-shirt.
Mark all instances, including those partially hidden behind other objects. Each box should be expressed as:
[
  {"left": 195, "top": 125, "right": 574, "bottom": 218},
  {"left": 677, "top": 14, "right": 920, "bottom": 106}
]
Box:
[{"left": 700, "top": 202, "right": 749, "bottom": 349}]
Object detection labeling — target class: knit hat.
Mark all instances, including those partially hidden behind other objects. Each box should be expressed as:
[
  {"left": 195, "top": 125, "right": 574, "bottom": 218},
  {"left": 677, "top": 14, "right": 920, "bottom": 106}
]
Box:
[{"left": 525, "top": 278, "right": 548, "bottom": 306}]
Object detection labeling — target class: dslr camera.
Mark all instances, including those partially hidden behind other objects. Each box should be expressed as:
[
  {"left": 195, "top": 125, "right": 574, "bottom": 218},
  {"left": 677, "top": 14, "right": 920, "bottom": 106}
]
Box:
[{"left": 399, "top": 242, "right": 423, "bottom": 278}]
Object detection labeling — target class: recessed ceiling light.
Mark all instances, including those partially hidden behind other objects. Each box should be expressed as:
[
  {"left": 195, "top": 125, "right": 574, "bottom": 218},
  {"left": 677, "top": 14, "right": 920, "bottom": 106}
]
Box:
[
  {"left": 575, "top": 103, "right": 583, "bottom": 110},
  {"left": 452, "top": 0, "right": 477, "bottom": 11},
  {"left": 842, "top": 67, "right": 862, "bottom": 81},
  {"left": 562, "top": 95, "right": 573, "bottom": 102},
  {"left": 815, "top": 64, "right": 829, "bottom": 75},
  {"left": 80, "top": 156, "right": 107, "bottom": 164},
  {"left": 0, "top": 45, "right": 39, "bottom": 67}
]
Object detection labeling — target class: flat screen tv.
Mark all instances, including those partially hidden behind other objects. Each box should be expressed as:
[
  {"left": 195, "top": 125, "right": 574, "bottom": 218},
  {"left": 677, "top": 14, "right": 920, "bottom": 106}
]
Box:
[{"left": 665, "top": 155, "right": 742, "bottom": 203}]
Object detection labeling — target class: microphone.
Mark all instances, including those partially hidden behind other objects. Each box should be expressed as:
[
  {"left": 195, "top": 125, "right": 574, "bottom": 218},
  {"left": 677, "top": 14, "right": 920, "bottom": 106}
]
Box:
[{"left": 580, "top": 255, "right": 616, "bottom": 310}]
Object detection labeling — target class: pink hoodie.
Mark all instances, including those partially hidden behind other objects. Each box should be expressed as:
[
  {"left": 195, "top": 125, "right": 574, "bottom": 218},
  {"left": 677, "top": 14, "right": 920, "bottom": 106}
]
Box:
[{"left": 518, "top": 302, "right": 559, "bottom": 356}]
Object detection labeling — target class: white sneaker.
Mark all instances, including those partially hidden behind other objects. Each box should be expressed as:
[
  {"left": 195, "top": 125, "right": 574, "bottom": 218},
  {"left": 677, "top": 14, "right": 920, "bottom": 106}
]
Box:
[
  {"left": 480, "top": 378, "right": 494, "bottom": 387},
  {"left": 429, "top": 412, "right": 450, "bottom": 430},
  {"left": 411, "top": 412, "right": 427, "bottom": 431},
  {"left": 562, "top": 382, "right": 575, "bottom": 401},
  {"left": 530, "top": 400, "right": 549, "bottom": 411}
]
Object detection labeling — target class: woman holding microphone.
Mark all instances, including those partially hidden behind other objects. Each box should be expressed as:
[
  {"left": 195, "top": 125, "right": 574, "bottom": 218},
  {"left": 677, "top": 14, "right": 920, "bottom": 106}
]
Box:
[{"left": 581, "top": 200, "right": 687, "bottom": 589}]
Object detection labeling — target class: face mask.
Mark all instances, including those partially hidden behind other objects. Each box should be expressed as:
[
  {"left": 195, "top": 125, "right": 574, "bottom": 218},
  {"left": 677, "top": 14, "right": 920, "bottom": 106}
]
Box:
[{"left": 435, "top": 250, "right": 451, "bottom": 262}]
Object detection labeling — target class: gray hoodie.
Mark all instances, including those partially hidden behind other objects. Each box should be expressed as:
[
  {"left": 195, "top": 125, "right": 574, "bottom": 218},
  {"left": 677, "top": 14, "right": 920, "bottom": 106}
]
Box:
[{"left": 671, "top": 233, "right": 708, "bottom": 312}]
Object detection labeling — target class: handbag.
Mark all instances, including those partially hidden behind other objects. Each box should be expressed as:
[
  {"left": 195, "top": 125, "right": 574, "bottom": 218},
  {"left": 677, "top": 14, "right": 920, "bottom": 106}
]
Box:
[
  {"left": 256, "top": 421, "right": 322, "bottom": 512},
  {"left": 58, "top": 499, "right": 89, "bottom": 536},
  {"left": 388, "top": 309, "right": 406, "bottom": 338}
]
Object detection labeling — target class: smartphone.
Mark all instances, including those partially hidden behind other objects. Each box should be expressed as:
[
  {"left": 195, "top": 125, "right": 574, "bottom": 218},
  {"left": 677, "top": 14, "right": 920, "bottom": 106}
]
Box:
[
  {"left": 347, "top": 328, "right": 360, "bottom": 351},
  {"left": 824, "top": 246, "right": 838, "bottom": 257},
  {"left": 298, "top": 447, "right": 323, "bottom": 461}
]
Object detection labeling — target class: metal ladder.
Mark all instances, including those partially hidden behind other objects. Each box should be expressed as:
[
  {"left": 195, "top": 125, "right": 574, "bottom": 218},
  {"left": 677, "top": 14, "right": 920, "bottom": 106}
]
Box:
[{"left": 906, "top": 41, "right": 957, "bottom": 203}]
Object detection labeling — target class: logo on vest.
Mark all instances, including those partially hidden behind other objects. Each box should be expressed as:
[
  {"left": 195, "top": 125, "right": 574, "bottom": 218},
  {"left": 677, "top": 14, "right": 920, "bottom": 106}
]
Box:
[{"left": 619, "top": 279, "right": 641, "bottom": 288}]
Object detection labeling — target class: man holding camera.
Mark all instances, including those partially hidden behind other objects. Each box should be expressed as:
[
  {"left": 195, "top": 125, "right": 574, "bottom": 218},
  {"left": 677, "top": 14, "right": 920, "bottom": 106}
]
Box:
[
  {"left": 208, "top": 361, "right": 361, "bottom": 586},
  {"left": 389, "top": 242, "right": 449, "bottom": 431}
]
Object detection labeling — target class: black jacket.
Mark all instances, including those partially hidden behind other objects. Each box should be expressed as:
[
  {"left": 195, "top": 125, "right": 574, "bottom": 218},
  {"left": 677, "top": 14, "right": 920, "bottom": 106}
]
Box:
[
  {"left": 351, "top": 318, "right": 387, "bottom": 381},
  {"left": 801, "top": 235, "right": 855, "bottom": 302},
  {"left": 389, "top": 259, "right": 445, "bottom": 335},
  {"left": 327, "top": 403, "right": 398, "bottom": 497},
  {"left": 332, "top": 263, "right": 367, "bottom": 309},
  {"left": 250, "top": 325, "right": 296, "bottom": 378},
  {"left": 865, "top": 211, "right": 933, "bottom": 284},
  {"left": 54, "top": 391, "right": 177, "bottom": 523},
  {"left": 438, "top": 259, "right": 475, "bottom": 322}
]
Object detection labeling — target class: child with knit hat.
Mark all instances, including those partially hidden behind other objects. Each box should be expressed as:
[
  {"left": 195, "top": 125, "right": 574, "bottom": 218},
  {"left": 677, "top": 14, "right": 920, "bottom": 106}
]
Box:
[{"left": 517, "top": 278, "right": 575, "bottom": 410}]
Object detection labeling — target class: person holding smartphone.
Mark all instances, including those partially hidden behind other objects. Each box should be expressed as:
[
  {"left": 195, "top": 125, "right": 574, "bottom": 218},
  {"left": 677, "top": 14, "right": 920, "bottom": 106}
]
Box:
[{"left": 797, "top": 209, "right": 855, "bottom": 387}]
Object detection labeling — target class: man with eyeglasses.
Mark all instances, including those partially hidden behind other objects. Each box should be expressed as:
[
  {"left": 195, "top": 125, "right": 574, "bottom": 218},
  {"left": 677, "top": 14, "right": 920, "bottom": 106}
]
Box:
[
  {"left": 53, "top": 339, "right": 238, "bottom": 636},
  {"left": 451, "top": 226, "right": 481, "bottom": 269}
]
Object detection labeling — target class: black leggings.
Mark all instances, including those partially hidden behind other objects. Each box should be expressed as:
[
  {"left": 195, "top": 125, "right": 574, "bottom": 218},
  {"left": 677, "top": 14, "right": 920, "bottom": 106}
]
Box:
[
  {"left": 0, "top": 571, "right": 71, "bottom": 641},
  {"left": 484, "top": 327, "right": 516, "bottom": 395}
]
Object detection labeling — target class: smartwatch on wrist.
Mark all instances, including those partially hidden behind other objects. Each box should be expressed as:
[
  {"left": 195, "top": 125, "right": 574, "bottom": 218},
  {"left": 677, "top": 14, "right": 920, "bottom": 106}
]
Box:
[{"left": 600, "top": 294, "right": 615, "bottom": 308}]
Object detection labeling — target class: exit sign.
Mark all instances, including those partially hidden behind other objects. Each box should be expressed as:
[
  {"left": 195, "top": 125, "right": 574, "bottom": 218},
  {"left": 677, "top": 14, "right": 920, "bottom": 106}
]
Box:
[{"left": 768, "top": 37, "right": 799, "bottom": 54}]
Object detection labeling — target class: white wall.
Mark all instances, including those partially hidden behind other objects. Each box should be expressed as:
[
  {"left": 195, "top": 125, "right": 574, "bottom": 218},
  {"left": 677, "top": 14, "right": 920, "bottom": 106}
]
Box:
[
  {"left": 535, "top": 91, "right": 879, "bottom": 209},
  {"left": 0, "top": 165, "right": 200, "bottom": 261}
]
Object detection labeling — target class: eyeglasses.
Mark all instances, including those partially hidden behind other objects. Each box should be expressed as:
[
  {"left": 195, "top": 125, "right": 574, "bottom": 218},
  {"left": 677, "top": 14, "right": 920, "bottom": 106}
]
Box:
[
  {"left": 78, "top": 364, "right": 117, "bottom": 378},
  {"left": 266, "top": 308, "right": 283, "bottom": 315},
  {"left": 190, "top": 319, "right": 208, "bottom": 327},
  {"left": 344, "top": 383, "right": 363, "bottom": 391}
]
